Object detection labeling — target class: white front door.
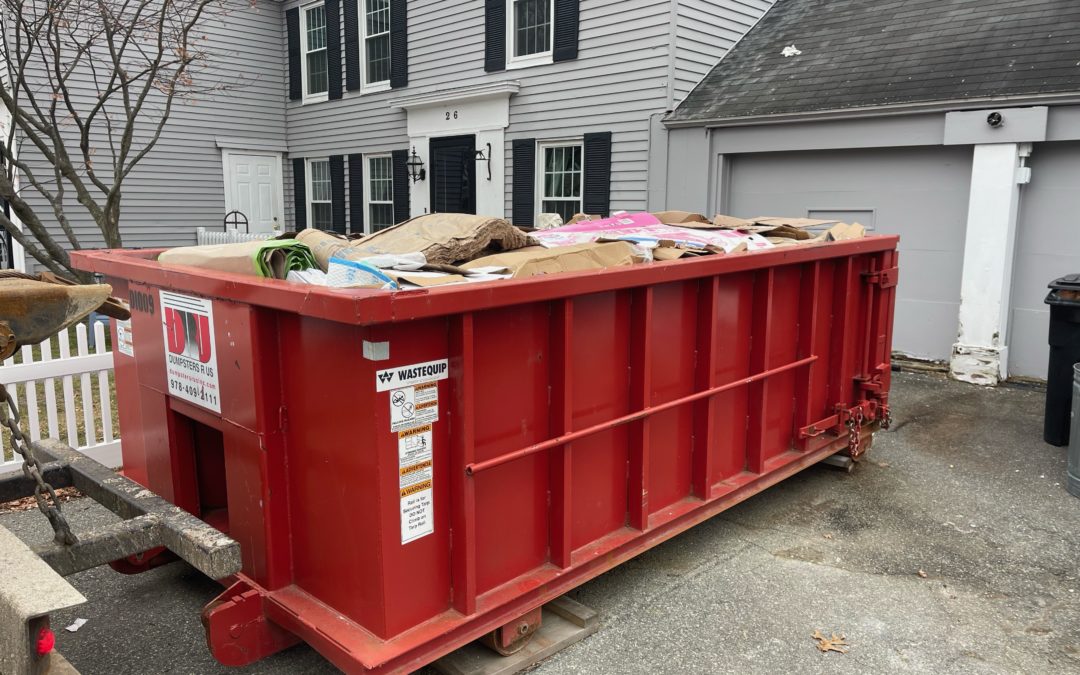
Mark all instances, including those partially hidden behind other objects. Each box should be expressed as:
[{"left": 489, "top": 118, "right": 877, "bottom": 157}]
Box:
[{"left": 224, "top": 152, "right": 283, "bottom": 233}]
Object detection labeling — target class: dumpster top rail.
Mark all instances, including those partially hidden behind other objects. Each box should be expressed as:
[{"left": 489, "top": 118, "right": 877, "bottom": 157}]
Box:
[{"left": 71, "top": 236, "right": 899, "bottom": 327}]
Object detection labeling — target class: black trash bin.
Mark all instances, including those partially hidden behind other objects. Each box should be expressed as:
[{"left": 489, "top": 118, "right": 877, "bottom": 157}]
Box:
[{"left": 1044, "top": 274, "right": 1080, "bottom": 446}]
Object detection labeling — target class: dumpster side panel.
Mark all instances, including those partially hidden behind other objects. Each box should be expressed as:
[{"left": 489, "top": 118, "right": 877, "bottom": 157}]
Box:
[
  {"left": 569, "top": 292, "right": 631, "bottom": 551},
  {"left": 279, "top": 315, "right": 389, "bottom": 636},
  {"left": 708, "top": 272, "right": 755, "bottom": 481},
  {"left": 473, "top": 304, "right": 551, "bottom": 595},
  {"left": 375, "top": 318, "right": 453, "bottom": 638},
  {"left": 646, "top": 281, "right": 697, "bottom": 514},
  {"left": 106, "top": 279, "right": 150, "bottom": 487}
]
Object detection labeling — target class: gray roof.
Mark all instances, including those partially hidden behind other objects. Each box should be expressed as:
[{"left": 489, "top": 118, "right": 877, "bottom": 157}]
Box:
[{"left": 667, "top": 0, "right": 1080, "bottom": 125}]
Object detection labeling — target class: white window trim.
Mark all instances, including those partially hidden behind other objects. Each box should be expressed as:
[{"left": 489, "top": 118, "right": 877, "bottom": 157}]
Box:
[
  {"left": 306, "top": 157, "right": 332, "bottom": 227},
  {"left": 505, "top": 0, "right": 554, "bottom": 70},
  {"left": 300, "top": 1, "right": 329, "bottom": 104},
  {"left": 359, "top": 0, "right": 392, "bottom": 93},
  {"left": 363, "top": 153, "right": 394, "bottom": 234},
  {"left": 535, "top": 139, "right": 584, "bottom": 219}
]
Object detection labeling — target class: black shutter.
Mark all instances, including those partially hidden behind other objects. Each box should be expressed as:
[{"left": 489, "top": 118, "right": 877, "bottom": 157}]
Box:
[
  {"left": 389, "top": 0, "right": 408, "bottom": 88},
  {"left": 511, "top": 139, "right": 536, "bottom": 226},
  {"left": 287, "top": 8, "right": 302, "bottom": 101},
  {"left": 344, "top": 0, "right": 360, "bottom": 91},
  {"left": 330, "top": 155, "right": 346, "bottom": 233},
  {"left": 553, "top": 0, "right": 580, "bottom": 62},
  {"left": 349, "top": 154, "right": 365, "bottom": 233},
  {"left": 292, "top": 158, "right": 307, "bottom": 229},
  {"left": 391, "top": 149, "right": 410, "bottom": 224},
  {"left": 484, "top": 0, "right": 505, "bottom": 72},
  {"left": 583, "top": 132, "right": 612, "bottom": 217},
  {"left": 326, "top": 0, "right": 343, "bottom": 100}
]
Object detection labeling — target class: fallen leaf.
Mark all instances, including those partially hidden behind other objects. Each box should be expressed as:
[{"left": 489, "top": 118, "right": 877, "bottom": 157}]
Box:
[
  {"left": 812, "top": 630, "right": 849, "bottom": 654},
  {"left": 823, "top": 533, "right": 834, "bottom": 540},
  {"left": 917, "top": 569, "right": 928, "bottom": 578}
]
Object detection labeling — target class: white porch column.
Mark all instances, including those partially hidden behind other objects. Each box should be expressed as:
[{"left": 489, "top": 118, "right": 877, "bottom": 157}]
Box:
[{"left": 950, "top": 142, "right": 1030, "bottom": 385}]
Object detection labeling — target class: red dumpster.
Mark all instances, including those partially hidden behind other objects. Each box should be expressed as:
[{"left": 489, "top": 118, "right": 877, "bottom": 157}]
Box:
[{"left": 71, "top": 235, "right": 898, "bottom": 673}]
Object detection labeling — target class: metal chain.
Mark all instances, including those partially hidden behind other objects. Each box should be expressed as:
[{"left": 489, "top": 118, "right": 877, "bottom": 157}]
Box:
[
  {"left": 846, "top": 407, "right": 864, "bottom": 459},
  {"left": 879, "top": 404, "right": 892, "bottom": 430},
  {"left": 0, "top": 381, "right": 77, "bottom": 545}
]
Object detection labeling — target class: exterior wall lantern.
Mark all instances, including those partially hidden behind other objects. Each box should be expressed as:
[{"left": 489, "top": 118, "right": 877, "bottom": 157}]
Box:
[
  {"left": 474, "top": 142, "right": 492, "bottom": 181},
  {"left": 406, "top": 147, "right": 426, "bottom": 183}
]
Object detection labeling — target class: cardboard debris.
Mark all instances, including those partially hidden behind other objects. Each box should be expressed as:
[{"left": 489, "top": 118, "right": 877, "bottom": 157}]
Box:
[
  {"left": 824, "top": 222, "right": 867, "bottom": 241},
  {"left": 533, "top": 215, "right": 773, "bottom": 254},
  {"left": 750, "top": 216, "right": 838, "bottom": 229},
  {"left": 158, "top": 239, "right": 318, "bottom": 279},
  {"left": 332, "top": 213, "right": 529, "bottom": 266},
  {"left": 565, "top": 213, "right": 603, "bottom": 225},
  {"left": 295, "top": 229, "right": 350, "bottom": 270},
  {"left": 461, "top": 242, "right": 636, "bottom": 279},
  {"left": 651, "top": 210, "right": 710, "bottom": 225},
  {"left": 652, "top": 246, "right": 698, "bottom": 261},
  {"left": 712, "top": 214, "right": 757, "bottom": 230}
]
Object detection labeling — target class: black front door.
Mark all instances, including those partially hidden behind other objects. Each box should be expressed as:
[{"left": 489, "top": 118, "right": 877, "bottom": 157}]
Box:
[{"left": 429, "top": 135, "right": 477, "bottom": 215}]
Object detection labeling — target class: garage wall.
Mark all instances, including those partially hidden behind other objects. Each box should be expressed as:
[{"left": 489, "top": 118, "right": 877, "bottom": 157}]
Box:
[
  {"left": 1010, "top": 141, "right": 1080, "bottom": 379},
  {"left": 723, "top": 146, "right": 973, "bottom": 362}
]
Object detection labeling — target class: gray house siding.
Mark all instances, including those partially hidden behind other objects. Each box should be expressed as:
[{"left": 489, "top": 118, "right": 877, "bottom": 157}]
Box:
[
  {"left": 282, "top": 0, "right": 772, "bottom": 226},
  {"left": 673, "top": 0, "right": 771, "bottom": 103},
  {"left": 1009, "top": 141, "right": 1080, "bottom": 379},
  {"left": 13, "top": 0, "right": 287, "bottom": 258}
]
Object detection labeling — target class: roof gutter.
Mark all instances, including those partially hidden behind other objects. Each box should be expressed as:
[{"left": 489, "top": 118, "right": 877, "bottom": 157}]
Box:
[{"left": 663, "top": 91, "right": 1080, "bottom": 129}]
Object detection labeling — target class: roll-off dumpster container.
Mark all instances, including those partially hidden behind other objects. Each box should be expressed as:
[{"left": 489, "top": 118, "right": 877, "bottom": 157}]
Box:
[{"left": 71, "top": 234, "right": 898, "bottom": 673}]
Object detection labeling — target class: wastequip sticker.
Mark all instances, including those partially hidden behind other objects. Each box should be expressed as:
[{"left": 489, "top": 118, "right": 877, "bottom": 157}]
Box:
[
  {"left": 399, "top": 424, "right": 434, "bottom": 544},
  {"left": 375, "top": 358, "right": 449, "bottom": 392},
  {"left": 160, "top": 291, "right": 220, "bottom": 413}
]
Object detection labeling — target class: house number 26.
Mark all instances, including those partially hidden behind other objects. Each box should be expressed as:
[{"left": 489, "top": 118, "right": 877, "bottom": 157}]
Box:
[{"left": 445, "top": 110, "right": 458, "bottom": 120}]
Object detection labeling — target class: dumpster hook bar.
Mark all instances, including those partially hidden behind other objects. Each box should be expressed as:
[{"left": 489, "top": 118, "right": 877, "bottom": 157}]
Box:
[{"left": 465, "top": 355, "right": 818, "bottom": 476}]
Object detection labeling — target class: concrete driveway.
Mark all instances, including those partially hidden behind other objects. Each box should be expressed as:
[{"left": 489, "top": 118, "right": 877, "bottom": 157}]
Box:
[{"left": 4, "top": 371, "right": 1079, "bottom": 674}]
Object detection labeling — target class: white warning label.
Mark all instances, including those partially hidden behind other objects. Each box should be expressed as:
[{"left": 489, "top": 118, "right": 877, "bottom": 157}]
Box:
[
  {"left": 116, "top": 318, "right": 134, "bottom": 357},
  {"left": 389, "top": 381, "right": 439, "bottom": 433},
  {"left": 376, "top": 358, "right": 449, "bottom": 392},
  {"left": 399, "top": 424, "right": 434, "bottom": 544}
]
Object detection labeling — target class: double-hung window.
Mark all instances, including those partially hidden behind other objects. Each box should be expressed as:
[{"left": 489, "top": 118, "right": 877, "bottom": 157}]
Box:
[
  {"left": 362, "top": 0, "right": 391, "bottom": 88},
  {"left": 302, "top": 3, "right": 329, "bottom": 101},
  {"left": 365, "top": 154, "right": 395, "bottom": 231},
  {"left": 537, "top": 141, "right": 583, "bottom": 222},
  {"left": 507, "top": 0, "right": 553, "bottom": 67},
  {"left": 307, "top": 158, "right": 333, "bottom": 229}
]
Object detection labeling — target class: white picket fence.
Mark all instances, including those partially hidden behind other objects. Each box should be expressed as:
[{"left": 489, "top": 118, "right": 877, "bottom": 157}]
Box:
[
  {"left": 196, "top": 227, "right": 274, "bottom": 246},
  {"left": 0, "top": 321, "right": 121, "bottom": 474}
]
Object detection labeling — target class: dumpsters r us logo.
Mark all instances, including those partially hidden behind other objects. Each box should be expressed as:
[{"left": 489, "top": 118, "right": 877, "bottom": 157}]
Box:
[{"left": 160, "top": 291, "right": 221, "bottom": 413}]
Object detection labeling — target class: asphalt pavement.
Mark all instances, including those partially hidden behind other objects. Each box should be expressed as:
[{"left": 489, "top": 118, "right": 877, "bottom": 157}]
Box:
[{"left": 4, "top": 371, "right": 1079, "bottom": 674}]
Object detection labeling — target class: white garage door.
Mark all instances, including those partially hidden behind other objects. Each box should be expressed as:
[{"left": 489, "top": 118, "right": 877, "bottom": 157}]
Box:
[
  {"left": 726, "top": 146, "right": 973, "bottom": 363},
  {"left": 1010, "top": 141, "right": 1080, "bottom": 379}
]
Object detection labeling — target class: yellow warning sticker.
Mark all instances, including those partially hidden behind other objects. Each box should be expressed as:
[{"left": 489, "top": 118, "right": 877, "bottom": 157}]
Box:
[
  {"left": 400, "top": 480, "right": 433, "bottom": 498},
  {"left": 398, "top": 424, "right": 434, "bottom": 544}
]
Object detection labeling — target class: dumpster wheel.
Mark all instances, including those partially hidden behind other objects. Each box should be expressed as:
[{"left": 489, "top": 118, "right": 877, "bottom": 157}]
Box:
[{"left": 480, "top": 607, "right": 543, "bottom": 656}]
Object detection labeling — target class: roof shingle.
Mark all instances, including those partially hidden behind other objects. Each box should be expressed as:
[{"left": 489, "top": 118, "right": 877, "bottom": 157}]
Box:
[{"left": 667, "top": 0, "right": 1080, "bottom": 123}]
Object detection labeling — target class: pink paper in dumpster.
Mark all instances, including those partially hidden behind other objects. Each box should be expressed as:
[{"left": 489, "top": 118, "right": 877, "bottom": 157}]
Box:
[{"left": 533, "top": 212, "right": 773, "bottom": 253}]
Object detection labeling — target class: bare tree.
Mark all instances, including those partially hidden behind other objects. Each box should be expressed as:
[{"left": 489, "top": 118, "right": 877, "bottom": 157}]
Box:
[{"left": 0, "top": 0, "right": 227, "bottom": 278}]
